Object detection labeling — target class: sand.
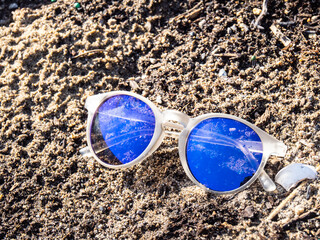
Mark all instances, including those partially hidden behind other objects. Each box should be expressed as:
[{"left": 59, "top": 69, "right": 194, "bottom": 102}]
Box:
[{"left": 0, "top": 0, "right": 319, "bottom": 239}]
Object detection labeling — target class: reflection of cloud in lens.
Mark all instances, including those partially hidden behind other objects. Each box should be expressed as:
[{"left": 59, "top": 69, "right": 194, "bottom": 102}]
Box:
[
  {"left": 123, "top": 150, "right": 135, "bottom": 163},
  {"left": 220, "top": 157, "right": 256, "bottom": 175},
  {"left": 245, "top": 131, "right": 252, "bottom": 137}
]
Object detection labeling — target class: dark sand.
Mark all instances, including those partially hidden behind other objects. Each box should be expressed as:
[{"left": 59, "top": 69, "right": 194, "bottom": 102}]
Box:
[{"left": 0, "top": 0, "right": 319, "bottom": 239}]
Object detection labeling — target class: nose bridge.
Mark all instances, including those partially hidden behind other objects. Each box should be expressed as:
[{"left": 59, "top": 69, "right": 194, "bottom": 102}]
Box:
[{"left": 162, "top": 110, "right": 190, "bottom": 129}]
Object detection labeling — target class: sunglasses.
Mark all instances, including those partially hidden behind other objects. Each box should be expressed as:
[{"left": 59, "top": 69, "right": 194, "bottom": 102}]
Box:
[{"left": 80, "top": 91, "right": 287, "bottom": 195}]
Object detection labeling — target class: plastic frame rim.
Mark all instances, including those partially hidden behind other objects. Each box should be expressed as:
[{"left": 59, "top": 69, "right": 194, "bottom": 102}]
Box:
[
  {"left": 179, "top": 113, "right": 271, "bottom": 195},
  {"left": 83, "top": 91, "right": 286, "bottom": 194},
  {"left": 86, "top": 91, "right": 165, "bottom": 170}
]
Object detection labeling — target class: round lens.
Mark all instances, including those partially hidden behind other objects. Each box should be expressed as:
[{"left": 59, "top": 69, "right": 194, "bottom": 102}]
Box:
[
  {"left": 186, "top": 118, "right": 263, "bottom": 192},
  {"left": 90, "top": 94, "right": 156, "bottom": 165}
]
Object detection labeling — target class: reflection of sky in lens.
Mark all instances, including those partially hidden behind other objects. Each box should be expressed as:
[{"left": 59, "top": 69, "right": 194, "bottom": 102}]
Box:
[
  {"left": 95, "top": 95, "right": 155, "bottom": 164},
  {"left": 186, "top": 118, "right": 263, "bottom": 192}
]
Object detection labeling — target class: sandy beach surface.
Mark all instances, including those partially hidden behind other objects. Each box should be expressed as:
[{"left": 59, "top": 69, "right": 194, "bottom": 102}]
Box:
[{"left": 0, "top": 0, "right": 319, "bottom": 239}]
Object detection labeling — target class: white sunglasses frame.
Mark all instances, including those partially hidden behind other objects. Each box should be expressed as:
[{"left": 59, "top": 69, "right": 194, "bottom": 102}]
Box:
[{"left": 80, "top": 91, "right": 287, "bottom": 195}]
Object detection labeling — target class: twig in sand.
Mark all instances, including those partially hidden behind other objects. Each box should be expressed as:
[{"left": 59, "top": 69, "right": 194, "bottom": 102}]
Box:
[
  {"left": 169, "top": 2, "right": 203, "bottom": 23},
  {"left": 72, "top": 49, "right": 107, "bottom": 58},
  {"left": 73, "top": 49, "right": 121, "bottom": 62},
  {"left": 266, "top": 164, "right": 320, "bottom": 221},
  {"left": 212, "top": 53, "right": 241, "bottom": 58},
  {"left": 278, "top": 21, "right": 296, "bottom": 27},
  {"left": 252, "top": 0, "right": 268, "bottom": 29},
  {"left": 266, "top": 181, "right": 307, "bottom": 221}
]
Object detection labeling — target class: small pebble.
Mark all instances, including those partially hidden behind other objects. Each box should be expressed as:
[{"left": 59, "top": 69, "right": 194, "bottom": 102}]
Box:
[
  {"left": 149, "top": 58, "right": 156, "bottom": 64},
  {"left": 308, "top": 33, "right": 317, "bottom": 39},
  {"left": 227, "top": 25, "right": 237, "bottom": 34},
  {"left": 266, "top": 202, "right": 272, "bottom": 209},
  {"left": 253, "top": 8, "right": 262, "bottom": 15},
  {"left": 108, "top": 18, "right": 117, "bottom": 26},
  {"left": 8, "top": 3, "right": 18, "bottom": 10},
  {"left": 137, "top": 210, "right": 145, "bottom": 217},
  {"left": 144, "top": 21, "right": 152, "bottom": 32},
  {"left": 218, "top": 68, "right": 227, "bottom": 77},
  {"left": 141, "top": 74, "right": 147, "bottom": 80},
  {"left": 306, "top": 185, "right": 311, "bottom": 199},
  {"left": 99, "top": 18, "right": 105, "bottom": 25},
  {"left": 239, "top": 23, "right": 249, "bottom": 32},
  {"left": 105, "top": 62, "right": 113, "bottom": 70},
  {"left": 199, "top": 19, "right": 206, "bottom": 29},
  {"left": 295, "top": 206, "right": 304, "bottom": 216},
  {"left": 189, "top": 31, "right": 196, "bottom": 37},
  {"left": 243, "top": 206, "right": 254, "bottom": 218},
  {"left": 129, "top": 80, "right": 139, "bottom": 90},
  {"left": 156, "top": 96, "right": 162, "bottom": 104},
  {"left": 267, "top": 195, "right": 274, "bottom": 205}
]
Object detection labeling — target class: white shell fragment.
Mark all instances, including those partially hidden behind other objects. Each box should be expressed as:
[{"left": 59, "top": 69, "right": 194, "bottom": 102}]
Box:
[
  {"left": 275, "top": 163, "right": 318, "bottom": 191},
  {"left": 218, "top": 69, "right": 227, "bottom": 77}
]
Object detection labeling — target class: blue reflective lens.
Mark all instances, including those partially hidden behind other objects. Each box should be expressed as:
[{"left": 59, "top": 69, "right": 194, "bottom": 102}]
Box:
[
  {"left": 186, "top": 118, "right": 263, "bottom": 192},
  {"left": 91, "top": 95, "right": 156, "bottom": 165}
]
